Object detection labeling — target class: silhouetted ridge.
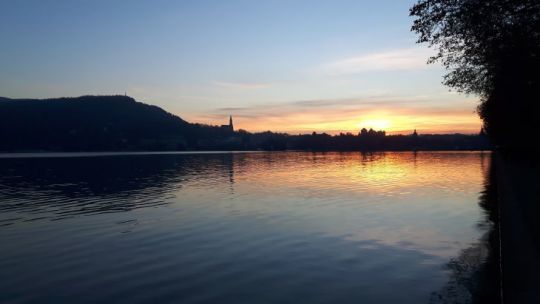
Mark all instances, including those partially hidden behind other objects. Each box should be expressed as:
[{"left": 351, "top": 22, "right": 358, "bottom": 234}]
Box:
[{"left": 0, "top": 95, "right": 209, "bottom": 151}]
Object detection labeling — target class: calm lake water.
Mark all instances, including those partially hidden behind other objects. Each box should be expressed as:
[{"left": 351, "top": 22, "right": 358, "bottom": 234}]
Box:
[{"left": 0, "top": 151, "right": 498, "bottom": 303}]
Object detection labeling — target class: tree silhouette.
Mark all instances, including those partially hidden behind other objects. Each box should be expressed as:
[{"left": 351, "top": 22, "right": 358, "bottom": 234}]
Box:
[{"left": 410, "top": 0, "right": 539, "bottom": 150}]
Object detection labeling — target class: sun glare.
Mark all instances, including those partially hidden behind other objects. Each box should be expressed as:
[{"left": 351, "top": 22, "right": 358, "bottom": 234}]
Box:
[{"left": 358, "top": 119, "right": 391, "bottom": 131}]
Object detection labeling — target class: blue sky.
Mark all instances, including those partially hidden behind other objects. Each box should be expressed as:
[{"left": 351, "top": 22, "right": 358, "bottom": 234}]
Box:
[{"left": 0, "top": 0, "right": 480, "bottom": 133}]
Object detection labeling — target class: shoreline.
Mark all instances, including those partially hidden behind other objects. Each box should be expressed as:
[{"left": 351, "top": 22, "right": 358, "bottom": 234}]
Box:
[
  {"left": 497, "top": 153, "right": 540, "bottom": 303},
  {"left": 0, "top": 149, "right": 492, "bottom": 159}
]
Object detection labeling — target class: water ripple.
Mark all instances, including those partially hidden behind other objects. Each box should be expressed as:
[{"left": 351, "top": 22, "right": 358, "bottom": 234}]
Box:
[{"left": 0, "top": 151, "right": 495, "bottom": 303}]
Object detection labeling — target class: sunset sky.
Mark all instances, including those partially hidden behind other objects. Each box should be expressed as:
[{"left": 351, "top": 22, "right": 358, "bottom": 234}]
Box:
[{"left": 0, "top": 0, "right": 481, "bottom": 134}]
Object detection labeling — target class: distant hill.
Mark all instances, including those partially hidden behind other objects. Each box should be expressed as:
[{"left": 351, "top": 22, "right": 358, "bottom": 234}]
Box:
[
  {"left": 0, "top": 95, "right": 491, "bottom": 152},
  {"left": 0, "top": 95, "right": 235, "bottom": 151}
]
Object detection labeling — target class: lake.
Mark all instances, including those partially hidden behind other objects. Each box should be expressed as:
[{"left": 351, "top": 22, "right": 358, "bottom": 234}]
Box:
[{"left": 0, "top": 151, "right": 499, "bottom": 303}]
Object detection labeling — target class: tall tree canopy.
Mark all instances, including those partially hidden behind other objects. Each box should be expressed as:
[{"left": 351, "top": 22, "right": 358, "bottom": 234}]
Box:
[{"left": 410, "top": 0, "right": 540, "bottom": 150}]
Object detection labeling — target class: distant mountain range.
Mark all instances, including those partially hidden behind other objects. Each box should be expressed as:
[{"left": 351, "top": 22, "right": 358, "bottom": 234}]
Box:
[{"left": 0, "top": 95, "right": 491, "bottom": 152}]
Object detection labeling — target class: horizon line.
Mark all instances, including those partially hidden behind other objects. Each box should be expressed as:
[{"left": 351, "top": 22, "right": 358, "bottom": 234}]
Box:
[{"left": 0, "top": 94, "right": 482, "bottom": 136}]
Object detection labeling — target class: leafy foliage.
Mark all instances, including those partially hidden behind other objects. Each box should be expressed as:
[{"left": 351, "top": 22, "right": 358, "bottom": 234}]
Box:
[
  {"left": 411, "top": 0, "right": 539, "bottom": 96},
  {"left": 410, "top": 0, "right": 540, "bottom": 149}
]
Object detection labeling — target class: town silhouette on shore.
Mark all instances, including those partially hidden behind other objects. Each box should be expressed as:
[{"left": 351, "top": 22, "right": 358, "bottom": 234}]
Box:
[{"left": 0, "top": 95, "right": 490, "bottom": 152}]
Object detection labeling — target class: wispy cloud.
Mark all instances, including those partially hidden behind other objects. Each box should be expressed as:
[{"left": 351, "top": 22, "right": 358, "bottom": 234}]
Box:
[
  {"left": 213, "top": 94, "right": 472, "bottom": 117},
  {"left": 321, "top": 47, "right": 435, "bottom": 75},
  {"left": 213, "top": 81, "right": 271, "bottom": 89}
]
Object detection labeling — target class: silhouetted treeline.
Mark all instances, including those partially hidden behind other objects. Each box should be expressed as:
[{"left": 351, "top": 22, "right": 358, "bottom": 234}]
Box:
[
  {"left": 242, "top": 130, "right": 490, "bottom": 151},
  {"left": 410, "top": 0, "right": 539, "bottom": 151},
  {"left": 0, "top": 95, "right": 490, "bottom": 152}
]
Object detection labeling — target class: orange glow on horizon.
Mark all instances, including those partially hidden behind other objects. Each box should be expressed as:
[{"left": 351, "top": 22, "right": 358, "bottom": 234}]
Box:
[
  {"left": 189, "top": 109, "right": 483, "bottom": 135},
  {"left": 358, "top": 118, "right": 391, "bottom": 131}
]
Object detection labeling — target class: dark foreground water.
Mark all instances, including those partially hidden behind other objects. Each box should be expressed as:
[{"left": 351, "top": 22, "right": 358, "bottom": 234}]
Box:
[{"left": 0, "top": 151, "right": 499, "bottom": 303}]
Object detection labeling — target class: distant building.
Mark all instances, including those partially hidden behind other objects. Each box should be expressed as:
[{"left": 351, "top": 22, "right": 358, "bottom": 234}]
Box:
[{"left": 221, "top": 115, "right": 234, "bottom": 133}]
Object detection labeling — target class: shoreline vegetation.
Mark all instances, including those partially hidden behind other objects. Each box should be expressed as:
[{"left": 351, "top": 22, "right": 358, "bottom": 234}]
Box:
[
  {"left": 0, "top": 95, "right": 491, "bottom": 153},
  {"left": 409, "top": 1, "right": 539, "bottom": 302}
]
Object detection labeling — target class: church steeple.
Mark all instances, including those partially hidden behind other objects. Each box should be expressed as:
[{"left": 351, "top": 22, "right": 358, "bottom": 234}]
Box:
[{"left": 220, "top": 115, "right": 234, "bottom": 133}]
